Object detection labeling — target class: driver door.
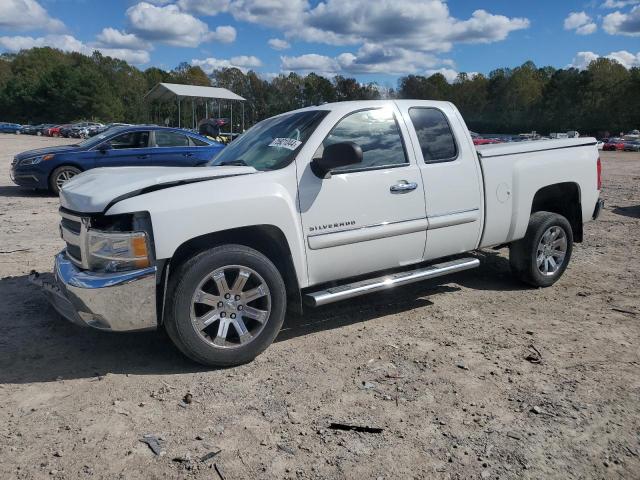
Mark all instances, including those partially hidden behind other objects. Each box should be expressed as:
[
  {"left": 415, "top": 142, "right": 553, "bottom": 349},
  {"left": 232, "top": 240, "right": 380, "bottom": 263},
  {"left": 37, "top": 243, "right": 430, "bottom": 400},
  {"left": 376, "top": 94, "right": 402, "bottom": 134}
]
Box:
[
  {"left": 297, "top": 105, "right": 427, "bottom": 285},
  {"left": 95, "top": 130, "right": 153, "bottom": 167}
]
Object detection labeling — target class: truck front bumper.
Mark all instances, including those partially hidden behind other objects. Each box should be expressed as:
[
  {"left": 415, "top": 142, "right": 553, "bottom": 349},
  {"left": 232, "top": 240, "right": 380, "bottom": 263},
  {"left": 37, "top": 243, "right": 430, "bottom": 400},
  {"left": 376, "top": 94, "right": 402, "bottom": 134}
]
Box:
[{"left": 30, "top": 252, "right": 158, "bottom": 332}]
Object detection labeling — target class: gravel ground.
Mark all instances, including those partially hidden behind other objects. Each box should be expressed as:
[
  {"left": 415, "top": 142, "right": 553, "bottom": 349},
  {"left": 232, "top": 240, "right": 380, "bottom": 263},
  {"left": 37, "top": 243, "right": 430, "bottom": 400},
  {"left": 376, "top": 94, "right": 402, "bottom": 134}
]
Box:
[{"left": 0, "top": 134, "right": 638, "bottom": 480}]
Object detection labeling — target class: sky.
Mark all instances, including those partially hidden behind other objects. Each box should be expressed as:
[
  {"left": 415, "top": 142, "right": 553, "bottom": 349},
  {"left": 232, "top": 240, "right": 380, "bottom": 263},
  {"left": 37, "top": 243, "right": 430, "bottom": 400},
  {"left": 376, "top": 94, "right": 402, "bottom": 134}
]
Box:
[{"left": 0, "top": 0, "right": 639, "bottom": 87}]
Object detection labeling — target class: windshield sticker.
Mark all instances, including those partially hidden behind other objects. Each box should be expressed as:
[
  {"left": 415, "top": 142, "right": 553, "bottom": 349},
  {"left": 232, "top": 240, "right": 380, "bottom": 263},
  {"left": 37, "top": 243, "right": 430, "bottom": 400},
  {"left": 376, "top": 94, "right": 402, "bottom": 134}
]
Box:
[{"left": 268, "top": 138, "right": 302, "bottom": 150}]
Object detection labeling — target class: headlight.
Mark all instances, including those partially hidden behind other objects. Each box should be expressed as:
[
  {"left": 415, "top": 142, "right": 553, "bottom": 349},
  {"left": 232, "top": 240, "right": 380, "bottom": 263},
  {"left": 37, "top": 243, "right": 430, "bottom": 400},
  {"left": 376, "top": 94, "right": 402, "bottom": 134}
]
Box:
[
  {"left": 87, "top": 230, "right": 151, "bottom": 272},
  {"left": 20, "top": 154, "right": 54, "bottom": 165}
]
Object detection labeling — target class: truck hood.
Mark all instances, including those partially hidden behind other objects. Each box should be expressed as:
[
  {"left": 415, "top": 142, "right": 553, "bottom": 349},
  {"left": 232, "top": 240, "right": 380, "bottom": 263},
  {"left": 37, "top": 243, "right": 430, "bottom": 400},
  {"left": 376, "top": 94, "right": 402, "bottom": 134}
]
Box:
[{"left": 59, "top": 165, "right": 257, "bottom": 213}]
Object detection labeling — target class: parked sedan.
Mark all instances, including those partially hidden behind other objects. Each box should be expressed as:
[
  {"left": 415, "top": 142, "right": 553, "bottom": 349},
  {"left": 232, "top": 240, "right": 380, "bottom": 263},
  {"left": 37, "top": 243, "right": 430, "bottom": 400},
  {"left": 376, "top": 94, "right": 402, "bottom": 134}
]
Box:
[
  {"left": 0, "top": 122, "right": 22, "bottom": 134},
  {"left": 623, "top": 140, "right": 640, "bottom": 152},
  {"left": 10, "top": 126, "right": 225, "bottom": 194},
  {"left": 22, "top": 124, "right": 56, "bottom": 136},
  {"left": 603, "top": 138, "right": 625, "bottom": 151}
]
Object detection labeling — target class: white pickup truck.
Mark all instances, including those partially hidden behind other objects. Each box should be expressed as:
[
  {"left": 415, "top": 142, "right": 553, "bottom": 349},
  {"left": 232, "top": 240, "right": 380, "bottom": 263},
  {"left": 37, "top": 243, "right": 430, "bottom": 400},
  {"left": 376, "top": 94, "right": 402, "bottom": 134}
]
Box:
[{"left": 31, "top": 100, "right": 603, "bottom": 367}]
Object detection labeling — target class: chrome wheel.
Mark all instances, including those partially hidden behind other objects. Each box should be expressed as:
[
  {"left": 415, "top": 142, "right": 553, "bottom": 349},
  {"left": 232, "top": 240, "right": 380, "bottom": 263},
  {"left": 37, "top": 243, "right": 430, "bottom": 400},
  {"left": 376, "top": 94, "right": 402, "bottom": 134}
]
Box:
[
  {"left": 55, "top": 169, "right": 77, "bottom": 189},
  {"left": 536, "top": 226, "right": 567, "bottom": 276},
  {"left": 190, "top": 265, "right": 271, "bottom": 349}
]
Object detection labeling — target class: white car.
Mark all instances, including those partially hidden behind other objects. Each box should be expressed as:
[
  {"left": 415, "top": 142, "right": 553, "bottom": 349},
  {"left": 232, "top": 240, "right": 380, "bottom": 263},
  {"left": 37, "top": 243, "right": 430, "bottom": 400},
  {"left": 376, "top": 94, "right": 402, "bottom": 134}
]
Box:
[{"left": 32, "top": 100, "right": 604, "bottom": 367}]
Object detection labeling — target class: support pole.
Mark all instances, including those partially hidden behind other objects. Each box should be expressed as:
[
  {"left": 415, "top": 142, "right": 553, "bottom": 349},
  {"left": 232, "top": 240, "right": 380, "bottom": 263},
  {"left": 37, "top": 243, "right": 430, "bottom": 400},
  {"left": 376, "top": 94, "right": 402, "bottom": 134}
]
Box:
[
  {"left": 177, "top": 97, "right": 181, "bottom": 128},
  {"left": 242, "top": 102, "right": 245, "bottom": 132},
  {"left": 230, "top": 102, "right": 233, "bottom": 137}
]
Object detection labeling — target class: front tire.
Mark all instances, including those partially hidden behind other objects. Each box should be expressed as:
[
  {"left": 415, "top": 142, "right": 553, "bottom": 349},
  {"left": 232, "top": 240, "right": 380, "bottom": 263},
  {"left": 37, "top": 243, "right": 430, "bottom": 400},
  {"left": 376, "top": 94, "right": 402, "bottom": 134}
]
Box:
[
  {"left": 165, "top": 245, "right": 287, "bottom": 367},
  {"left": 509, "top": 211, "right": 573, "bottom": 287},
  {"left": 49, "top": 166, "right": 81, "bottom": 194}
]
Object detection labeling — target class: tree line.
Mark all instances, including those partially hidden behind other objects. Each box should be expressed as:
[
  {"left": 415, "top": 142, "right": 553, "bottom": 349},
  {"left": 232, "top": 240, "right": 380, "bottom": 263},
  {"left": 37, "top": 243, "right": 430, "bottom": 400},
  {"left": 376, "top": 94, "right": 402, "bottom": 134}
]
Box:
[{"left": 1, "top": 47, "right": 638, "bottom": 136}]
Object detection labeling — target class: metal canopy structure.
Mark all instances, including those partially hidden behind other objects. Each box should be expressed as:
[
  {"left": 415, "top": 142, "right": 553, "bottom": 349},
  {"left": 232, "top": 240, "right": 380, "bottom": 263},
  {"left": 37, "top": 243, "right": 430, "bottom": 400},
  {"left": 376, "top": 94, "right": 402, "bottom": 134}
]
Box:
[{"left": 144, "top": 82, "right": 246, "bottom": 133}]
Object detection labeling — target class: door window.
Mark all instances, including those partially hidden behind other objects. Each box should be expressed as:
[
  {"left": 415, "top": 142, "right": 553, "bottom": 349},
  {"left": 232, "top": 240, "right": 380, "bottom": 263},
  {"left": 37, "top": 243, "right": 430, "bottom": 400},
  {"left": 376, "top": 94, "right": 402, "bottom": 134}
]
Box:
[
  {"left": 319, "top": 108, "right": 408, "bottom": 172},
  {"left": 107, "top": 131, "right": 150, "bottom": 150},
  {"left": 155, "top": 131, "right": 190, "bottom": 147},
  {"left": 408, "top": 108, "right": 457, "bottom": 163},
  {"left": 190, "top": 136, "right": 210, "bottom": 146}
]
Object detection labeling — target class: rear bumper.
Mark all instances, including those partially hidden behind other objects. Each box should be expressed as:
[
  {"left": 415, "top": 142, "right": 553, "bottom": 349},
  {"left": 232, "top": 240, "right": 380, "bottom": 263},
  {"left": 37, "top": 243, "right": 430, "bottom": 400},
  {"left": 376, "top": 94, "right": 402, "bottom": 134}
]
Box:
[
  {"left": 30, "top": 252, "right": 158, "bottom": 332},
  {"left": 593, "top": 198, "right": 604, "bottom": 220}
]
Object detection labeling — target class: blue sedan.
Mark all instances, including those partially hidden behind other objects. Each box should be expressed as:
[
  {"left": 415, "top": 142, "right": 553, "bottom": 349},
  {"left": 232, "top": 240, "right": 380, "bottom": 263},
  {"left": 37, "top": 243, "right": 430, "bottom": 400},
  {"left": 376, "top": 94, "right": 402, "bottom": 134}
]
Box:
[
  {"left": 10, "top": 126, "right": 224, "bottom": 193},
  {"left": 0, "top": 122, "right": 22, "bottom": 134}
]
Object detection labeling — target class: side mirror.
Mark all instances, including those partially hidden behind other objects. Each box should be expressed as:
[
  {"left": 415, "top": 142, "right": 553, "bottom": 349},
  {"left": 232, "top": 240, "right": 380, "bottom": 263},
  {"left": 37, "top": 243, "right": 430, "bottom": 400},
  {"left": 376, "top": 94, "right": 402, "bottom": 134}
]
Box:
[
  {"left": 98, "top": 143, "right": 112, "bottom": 153},
  {"left": 311, "top": 141, "right": 363, "bottom": 179}
]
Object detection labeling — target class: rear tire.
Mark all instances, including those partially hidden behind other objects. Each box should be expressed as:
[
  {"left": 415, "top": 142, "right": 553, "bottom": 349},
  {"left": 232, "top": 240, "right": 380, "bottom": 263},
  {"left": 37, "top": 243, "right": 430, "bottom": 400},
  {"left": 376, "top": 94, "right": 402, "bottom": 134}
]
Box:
[
  {"left": 509, "top": 211, "right": 573, "bottom": 287},
  {"left": 49, "top": 166, "right": 81, "bottom": 195},
  {"left": 164, "top": 245, "right": 287, "bottom": 367}
]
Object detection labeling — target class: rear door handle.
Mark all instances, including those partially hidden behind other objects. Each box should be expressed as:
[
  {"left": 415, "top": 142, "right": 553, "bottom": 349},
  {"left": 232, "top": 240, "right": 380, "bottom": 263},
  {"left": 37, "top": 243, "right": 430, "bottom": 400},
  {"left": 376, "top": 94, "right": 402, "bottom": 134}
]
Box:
[
  {"left": 137, "top": 154, "right": 149, "bottom": 159},
  {"left": 390, "top": 181, "right": 418, "bottom": 193},
  {"left": 183, "top": 153, "right": 194, "bottom": 157}
]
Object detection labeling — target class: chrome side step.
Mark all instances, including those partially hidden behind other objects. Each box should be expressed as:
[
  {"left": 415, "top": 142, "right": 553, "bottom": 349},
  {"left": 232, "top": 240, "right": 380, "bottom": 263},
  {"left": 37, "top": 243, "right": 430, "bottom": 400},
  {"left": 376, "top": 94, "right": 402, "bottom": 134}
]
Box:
[{"left": 305, "top": 257, "right": 479, "bottom": 307}]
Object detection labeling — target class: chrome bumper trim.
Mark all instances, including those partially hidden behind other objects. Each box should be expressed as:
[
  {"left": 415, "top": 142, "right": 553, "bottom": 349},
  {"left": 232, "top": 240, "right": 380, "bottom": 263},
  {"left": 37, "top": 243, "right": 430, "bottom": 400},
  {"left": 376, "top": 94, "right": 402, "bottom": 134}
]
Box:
[{"left": 30, "top": 252, "right": 158, "bottom": 332}]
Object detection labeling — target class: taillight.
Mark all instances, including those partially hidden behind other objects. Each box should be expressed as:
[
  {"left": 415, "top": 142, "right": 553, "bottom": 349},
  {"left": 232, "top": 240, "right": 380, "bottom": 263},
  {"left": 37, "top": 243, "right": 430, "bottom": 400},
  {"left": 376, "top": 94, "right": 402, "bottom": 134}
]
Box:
[{"left": 597, "top": 157, "right": 602, "bottom": 190}]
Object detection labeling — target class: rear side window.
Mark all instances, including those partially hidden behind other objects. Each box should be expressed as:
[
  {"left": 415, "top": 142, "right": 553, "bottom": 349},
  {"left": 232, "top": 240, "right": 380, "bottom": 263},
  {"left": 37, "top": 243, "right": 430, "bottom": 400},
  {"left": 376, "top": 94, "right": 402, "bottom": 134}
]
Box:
[
  {"left": 190, "top": 136, "right": 209, "bottom": 146},
  {"left": 155, "top": 131, "right": 190, "bottom": 147},
  {"left": 408, "top": 108, "right": 457, "bottom": 163},
  {"left": 320, "top": 108, "right": 407, "bottom": 172}
]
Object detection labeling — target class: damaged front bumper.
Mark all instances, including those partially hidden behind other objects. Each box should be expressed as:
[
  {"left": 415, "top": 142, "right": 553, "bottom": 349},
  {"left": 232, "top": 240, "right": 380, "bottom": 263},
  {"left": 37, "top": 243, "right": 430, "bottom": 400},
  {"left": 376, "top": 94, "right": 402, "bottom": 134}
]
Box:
[{"left": 30, "top": 252, "right": 158, "bottom": 332}]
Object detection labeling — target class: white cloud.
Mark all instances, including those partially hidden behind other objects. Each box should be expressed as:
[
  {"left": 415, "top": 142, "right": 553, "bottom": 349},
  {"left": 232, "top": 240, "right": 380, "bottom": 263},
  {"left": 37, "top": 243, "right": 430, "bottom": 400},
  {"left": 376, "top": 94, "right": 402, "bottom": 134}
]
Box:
[
  {"left": 192, "top": 55, "right": 262, "bottom": 73},
  {"left": 281, "top": 45, "right": 445, "bottom": 76},
  {"left": 568, "top": 50, "right": 640, "bottom": 69},
  {"left": 0, "top": 34, "right": 151, "bottom": 64},
  {"left": 603, "top": 5, "right": 640, "bottom": 35},
  {"left": 601, "top": 0, "right": 639, "bottom": 8},
  {"left": 425, "top": 68, "right": 460, "bottom": 83},
  {"left": 0, "top": 0, "right": 65, "bottom": 32},
  {"left": 268, "top": 38, "right": 290, "bottom": 50},
  {"left": 281, "top": 53, "right": 340, "bottom": 76},
  {"left": 177, "top": 0, "right": 230, "bottom": 15},
  {"left": 126, "top": 2, "right": 236, "bottom": 47},
  {"left": 298, "top": 1, "right": 529, "bottom": 52},
  {"left": 230, "top": 0, "right": 307, "bottom": 29},
  {"left": 96, "top": 28, "right": 150, "bottom": 50},
  {"left": 563, "top": 11, "right": 597, "bottom": 34}
]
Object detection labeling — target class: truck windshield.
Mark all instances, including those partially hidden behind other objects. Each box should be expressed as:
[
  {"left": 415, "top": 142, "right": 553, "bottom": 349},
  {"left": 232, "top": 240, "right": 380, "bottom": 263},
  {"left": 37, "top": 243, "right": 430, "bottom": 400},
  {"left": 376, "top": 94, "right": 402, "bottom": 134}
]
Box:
[{"left": 209, "top": 110, "right": 328, "bottom": 171}]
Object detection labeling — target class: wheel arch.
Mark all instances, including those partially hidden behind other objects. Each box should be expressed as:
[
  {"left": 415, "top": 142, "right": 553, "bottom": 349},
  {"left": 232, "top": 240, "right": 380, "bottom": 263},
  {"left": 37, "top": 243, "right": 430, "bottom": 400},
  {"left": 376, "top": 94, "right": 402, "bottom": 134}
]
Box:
[
  {"left": 530, "top": 182, "right": 583, "bottom": 242},
  {"left": 159, "top": 225, "right": 302, "bottom": 324}
]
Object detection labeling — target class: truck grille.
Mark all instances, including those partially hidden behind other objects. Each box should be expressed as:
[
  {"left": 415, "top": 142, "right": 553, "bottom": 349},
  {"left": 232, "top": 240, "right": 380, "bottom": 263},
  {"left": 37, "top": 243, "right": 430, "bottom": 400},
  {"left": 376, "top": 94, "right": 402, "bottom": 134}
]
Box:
[{"left": 60, "top": 209, "right": 87, "bottom": 268}]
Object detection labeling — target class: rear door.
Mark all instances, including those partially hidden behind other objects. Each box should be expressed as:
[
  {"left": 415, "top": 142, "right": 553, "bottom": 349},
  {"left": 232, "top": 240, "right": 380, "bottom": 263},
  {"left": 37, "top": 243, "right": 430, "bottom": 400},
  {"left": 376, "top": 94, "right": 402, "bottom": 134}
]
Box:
[
  {"left": 94, "top": 130, "right": 153, "bottom": 167},
  {"left": 298, "top": 104, "right": 427, "bottom": 285},
  {"left": 151, "top": 130, "right": 201, "bottom": 166},
  {"left": 396, "top": 101, "right": 483, "bottom": 260}
]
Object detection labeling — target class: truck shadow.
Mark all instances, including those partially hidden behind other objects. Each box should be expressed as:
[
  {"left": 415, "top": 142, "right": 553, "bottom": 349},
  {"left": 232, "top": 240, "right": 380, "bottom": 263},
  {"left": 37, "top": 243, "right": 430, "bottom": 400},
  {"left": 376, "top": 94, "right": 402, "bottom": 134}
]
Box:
[
  {"left": 612, "top": 204, "right": 640, "bottom": 219},
  {"left": 0, "top": 185, "right": 53, "bottom": 198},
  {"left": 0, "top": 251, "right": 525, "bottom": 384}
]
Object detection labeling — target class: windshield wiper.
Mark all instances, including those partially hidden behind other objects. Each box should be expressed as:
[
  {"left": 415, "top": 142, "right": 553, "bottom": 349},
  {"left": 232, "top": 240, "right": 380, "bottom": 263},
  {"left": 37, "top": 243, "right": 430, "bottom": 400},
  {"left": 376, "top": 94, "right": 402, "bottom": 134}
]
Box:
[{"left": 218, "top": 159, "right": 248, "bottom": 166}]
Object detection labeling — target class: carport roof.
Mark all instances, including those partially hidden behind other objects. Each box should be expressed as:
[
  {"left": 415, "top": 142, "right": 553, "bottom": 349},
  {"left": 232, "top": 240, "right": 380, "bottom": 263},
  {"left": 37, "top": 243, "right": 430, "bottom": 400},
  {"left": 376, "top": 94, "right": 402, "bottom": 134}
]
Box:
[{"left": 145, "top": 82, "right": 245, "bottom": 102}]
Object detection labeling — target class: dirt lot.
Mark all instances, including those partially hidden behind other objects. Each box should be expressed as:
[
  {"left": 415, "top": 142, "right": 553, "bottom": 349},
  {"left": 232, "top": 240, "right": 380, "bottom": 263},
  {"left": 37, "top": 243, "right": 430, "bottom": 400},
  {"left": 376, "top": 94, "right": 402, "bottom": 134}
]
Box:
[{"left": 0, "top": 134, "right": 638, "bottom": 480}]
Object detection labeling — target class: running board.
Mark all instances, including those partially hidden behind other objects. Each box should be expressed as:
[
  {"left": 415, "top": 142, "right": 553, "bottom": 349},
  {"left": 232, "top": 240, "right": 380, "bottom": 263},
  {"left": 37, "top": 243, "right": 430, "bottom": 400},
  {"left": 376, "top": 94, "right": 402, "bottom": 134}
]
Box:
[{"left": 305, "top": 257, "right": 480, "bottom": 307}]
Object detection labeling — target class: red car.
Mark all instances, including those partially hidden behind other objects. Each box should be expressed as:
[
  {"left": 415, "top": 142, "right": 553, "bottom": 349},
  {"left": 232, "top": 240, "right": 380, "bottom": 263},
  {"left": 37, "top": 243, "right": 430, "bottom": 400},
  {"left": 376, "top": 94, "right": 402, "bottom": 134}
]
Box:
[
  {"left": 473, "top": 138, "right": 502, "bottom": 145},
  {"left": 45, "top": 124, "right": 70, "bottom": 137},
  {"left": 603, "top": 139, "right": 625, "bottom": 151}
]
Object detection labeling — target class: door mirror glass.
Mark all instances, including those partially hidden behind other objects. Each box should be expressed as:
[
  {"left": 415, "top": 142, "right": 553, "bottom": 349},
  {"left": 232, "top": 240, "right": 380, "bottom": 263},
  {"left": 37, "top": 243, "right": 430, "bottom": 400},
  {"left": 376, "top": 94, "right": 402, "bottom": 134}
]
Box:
[{"left": 311, "top": 141, "right": 363, "bottom": 178}]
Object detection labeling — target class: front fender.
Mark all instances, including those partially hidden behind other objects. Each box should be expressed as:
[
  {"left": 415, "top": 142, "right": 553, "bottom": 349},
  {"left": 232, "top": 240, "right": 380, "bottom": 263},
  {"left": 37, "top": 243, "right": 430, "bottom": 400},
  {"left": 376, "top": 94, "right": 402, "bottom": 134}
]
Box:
[{"left": 105, "top": 165, "right": 308, "bottom": 287}]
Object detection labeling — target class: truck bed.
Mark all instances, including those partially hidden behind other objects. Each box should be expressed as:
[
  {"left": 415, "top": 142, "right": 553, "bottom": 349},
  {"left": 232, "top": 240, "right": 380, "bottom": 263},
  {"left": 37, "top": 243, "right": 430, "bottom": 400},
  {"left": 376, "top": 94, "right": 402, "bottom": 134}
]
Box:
[
  {"left": 475, "top": 138, "right": 600, "bottom": 248},
  {"left": 476, "top": 137, "right": 597, "bottom": 158}
]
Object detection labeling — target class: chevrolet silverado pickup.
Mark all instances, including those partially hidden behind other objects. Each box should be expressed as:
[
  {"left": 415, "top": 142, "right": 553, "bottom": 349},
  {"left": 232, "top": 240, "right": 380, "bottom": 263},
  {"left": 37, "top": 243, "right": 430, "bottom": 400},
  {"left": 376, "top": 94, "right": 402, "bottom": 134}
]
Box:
[{"left": 31, "top": 100, "right": 603, "bottom": 367}]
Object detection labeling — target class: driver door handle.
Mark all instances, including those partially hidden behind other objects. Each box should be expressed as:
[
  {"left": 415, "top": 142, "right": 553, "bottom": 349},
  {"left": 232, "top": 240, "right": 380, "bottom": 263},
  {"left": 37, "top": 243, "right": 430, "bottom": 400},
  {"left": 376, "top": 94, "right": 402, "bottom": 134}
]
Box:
[
  {"left": 390, "top": 181, "right": 418, "bottom": 193},
  {"left": 137, "top": 154, "right": 149, "bottom": 159}
]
